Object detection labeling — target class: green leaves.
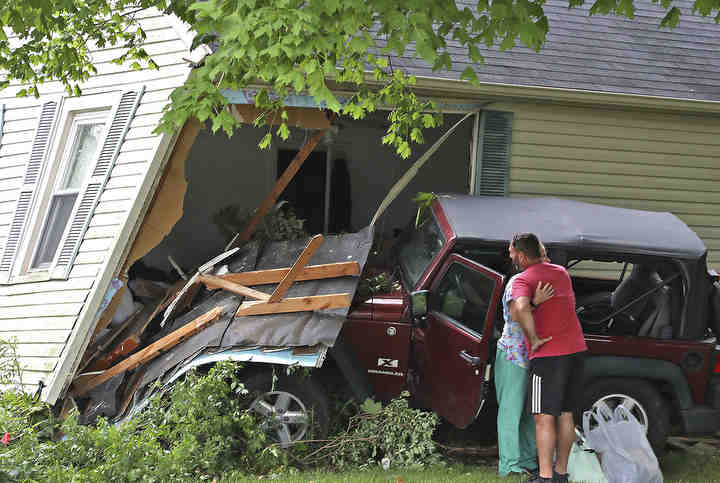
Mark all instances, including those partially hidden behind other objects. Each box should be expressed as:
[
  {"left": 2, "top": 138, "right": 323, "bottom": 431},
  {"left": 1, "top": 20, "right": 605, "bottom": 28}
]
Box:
[
  {"left": 0, "top": 360, "right": 290, "bottom": 481},
  {"left": 2, "top": 0, "right": 719, "bottom": 159},
  {"left": 413, "top": 192, "right": 439, "bottom": 228}
]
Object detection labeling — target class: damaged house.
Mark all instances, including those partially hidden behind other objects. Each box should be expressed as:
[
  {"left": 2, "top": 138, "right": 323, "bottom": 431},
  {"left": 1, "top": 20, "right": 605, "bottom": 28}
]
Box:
[{"left": 0, "top": 0, "right": 718, "bottom": 429}]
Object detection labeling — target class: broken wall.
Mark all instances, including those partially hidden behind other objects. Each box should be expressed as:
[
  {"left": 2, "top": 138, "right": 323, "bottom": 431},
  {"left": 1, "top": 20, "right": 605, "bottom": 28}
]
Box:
[{"left": 141, "top": 112, "right": 473, "bottom": 273}]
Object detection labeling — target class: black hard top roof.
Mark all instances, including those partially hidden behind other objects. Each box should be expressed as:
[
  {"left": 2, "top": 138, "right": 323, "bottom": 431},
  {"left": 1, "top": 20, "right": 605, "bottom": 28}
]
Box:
[{"left": 437, "top": 195, "right": 707, "bottom": 260}]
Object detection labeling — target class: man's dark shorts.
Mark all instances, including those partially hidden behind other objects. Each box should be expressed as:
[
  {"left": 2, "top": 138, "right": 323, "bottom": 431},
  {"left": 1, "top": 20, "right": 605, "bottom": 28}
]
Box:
[{"left": 527, "top": 351, "right": 587, "bottom": 416}]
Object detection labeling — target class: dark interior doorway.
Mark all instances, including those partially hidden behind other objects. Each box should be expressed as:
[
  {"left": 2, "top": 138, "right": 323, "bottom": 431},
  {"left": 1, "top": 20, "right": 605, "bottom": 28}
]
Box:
[
  {"left": 278, "top": 149, "right": 327, "bottom": 234},
  {"left": 277, "top": 150, "right": 353, "bottom": 235}
]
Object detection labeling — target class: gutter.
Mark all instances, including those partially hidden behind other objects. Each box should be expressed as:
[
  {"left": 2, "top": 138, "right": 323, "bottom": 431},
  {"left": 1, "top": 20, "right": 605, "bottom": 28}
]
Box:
[
  {"left": 410, "top": 76, "right": 720, "bottom": 116},
  {"left": 230, "top": 74, "right": 720, "bottom": 117}
]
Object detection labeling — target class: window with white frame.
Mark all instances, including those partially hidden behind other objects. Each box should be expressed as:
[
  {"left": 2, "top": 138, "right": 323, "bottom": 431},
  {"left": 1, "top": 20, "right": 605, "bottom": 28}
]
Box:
[
  {"left": 0, "top": 88, "right": 144, "bottom": 284},
  {"left": 30, "top": 112, "right": 107, "bottom": 270}
]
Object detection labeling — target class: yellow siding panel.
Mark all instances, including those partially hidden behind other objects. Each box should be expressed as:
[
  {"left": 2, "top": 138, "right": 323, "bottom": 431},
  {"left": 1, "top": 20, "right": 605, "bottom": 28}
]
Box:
[
  {"left": 506, "top": 102, "right": 720, "bottom": 275},
  {"left": 512, "top": 104, "right": 720, "bottom": 135}
]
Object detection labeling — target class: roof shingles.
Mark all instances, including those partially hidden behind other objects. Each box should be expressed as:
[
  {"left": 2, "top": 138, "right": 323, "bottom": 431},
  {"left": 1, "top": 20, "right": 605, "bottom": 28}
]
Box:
[{"left": 405, "top": 0, "right": 720, "bottom": 101}]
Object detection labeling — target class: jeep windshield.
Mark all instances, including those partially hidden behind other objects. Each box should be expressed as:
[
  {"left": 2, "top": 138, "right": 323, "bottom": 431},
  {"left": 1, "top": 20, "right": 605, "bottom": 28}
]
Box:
[{"left": 398, "top": 215, "right": 446, "bottom": 288}]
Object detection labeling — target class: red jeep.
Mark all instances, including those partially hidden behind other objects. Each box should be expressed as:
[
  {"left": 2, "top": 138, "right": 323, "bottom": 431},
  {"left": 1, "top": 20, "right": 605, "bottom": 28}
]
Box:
[
  {"left": 128, "top": 195, "right": 720, "bottom": 452},
  {"left": 341, "top": 195, "right": 720, "bottom": 451}
]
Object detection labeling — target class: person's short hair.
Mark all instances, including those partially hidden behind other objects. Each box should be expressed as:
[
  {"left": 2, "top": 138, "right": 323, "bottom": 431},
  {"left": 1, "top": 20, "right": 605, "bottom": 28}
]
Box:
[{"left": 511, "top": 232, "right": 542, "bottom": 259}]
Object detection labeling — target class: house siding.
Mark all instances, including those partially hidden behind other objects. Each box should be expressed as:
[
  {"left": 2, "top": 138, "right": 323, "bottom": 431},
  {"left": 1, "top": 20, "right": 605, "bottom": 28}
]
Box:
[
  {"left": 0, "top": 9, "right": 197, "bottom": 396},
  {"left": 497, "top": 102, "right": 720, "bottom": 278}
]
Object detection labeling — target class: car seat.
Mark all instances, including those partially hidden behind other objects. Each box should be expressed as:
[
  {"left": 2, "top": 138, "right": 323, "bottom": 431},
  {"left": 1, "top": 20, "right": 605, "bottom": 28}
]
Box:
[
  {"left": 637, "top": 272, "right": 673, "bottom": 339},
  {"left": 611, "top": 264, "right": 657, "bottom": 323}
]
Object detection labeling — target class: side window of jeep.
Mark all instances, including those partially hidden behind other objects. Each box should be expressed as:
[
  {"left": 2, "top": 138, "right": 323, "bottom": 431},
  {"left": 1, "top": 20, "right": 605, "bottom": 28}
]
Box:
[{"left": 433, "top": 262, "right": 497, "bottom": 334}]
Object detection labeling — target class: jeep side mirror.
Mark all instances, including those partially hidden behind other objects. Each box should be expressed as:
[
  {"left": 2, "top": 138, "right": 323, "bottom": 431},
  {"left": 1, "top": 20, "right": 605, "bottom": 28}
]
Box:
[{"left": 409, "top": 290, "right": 429, "bottom": 318}]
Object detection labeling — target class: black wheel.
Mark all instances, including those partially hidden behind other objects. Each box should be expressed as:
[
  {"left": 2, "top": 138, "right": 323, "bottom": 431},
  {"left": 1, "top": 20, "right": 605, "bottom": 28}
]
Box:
[
  {"left": 244, "top": 371, "right": 330, "bottom": 447},
  {"left": 579, "top": 378, "right": 670, "bottom": 455}
]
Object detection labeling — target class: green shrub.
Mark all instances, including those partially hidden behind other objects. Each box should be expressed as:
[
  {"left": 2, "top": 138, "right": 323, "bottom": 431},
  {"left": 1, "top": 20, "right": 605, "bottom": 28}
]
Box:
[
  {"left": 0, "top": 337, "right": 22, "bottom": 387},
  {"left": 298, "top": 393, "right": 441, "bottom": 470},
  {"left": 1, "top": 361, "right": 285, "bottom": 482},
  {"left": 1, "top": 335, "right": 440, "bottom": 480},
  {"left": 212, "top": 202, "right": 308, "bottom": 245},
  {"left": 0, "top": 389, "right": 55, "bottom": 481}
]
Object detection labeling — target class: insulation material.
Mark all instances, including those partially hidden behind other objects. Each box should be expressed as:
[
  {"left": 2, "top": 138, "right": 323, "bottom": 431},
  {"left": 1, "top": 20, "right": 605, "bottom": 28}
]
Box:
[{"left": 122, "top": 119, "right": 201, "bottom": 273}]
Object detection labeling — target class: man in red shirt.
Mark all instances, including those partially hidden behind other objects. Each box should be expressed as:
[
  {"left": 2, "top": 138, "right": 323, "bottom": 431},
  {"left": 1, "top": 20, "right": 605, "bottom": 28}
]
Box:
[{"left": 508, "top": 233, "right": 588, "bottom": 483}]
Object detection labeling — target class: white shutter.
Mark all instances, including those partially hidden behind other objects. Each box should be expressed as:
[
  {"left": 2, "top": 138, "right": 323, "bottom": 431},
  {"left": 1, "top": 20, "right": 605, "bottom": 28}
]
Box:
[
  {"left": 0, "top": 104, "right": 5, "bottom": 145},
  {"left": 0, "top": 100, "right": 60, "bottom": 282},
  {"left": 474, "top": 110, "right": 513, "bottom": 197},
  {"left": 52, "top": 88, "right": 145, "bottom": 279}
]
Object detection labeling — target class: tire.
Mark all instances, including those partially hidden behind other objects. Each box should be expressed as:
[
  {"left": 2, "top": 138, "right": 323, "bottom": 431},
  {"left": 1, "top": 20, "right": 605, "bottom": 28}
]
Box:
[
  {"left": 243, "top": 371, "right": 330, "bottom": 447},
  {"left": 579, "top": 378, "right": 670, "bottom": 455}
]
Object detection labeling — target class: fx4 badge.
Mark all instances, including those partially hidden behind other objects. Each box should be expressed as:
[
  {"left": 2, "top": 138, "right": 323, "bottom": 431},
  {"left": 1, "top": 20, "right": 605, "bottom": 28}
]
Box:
[
  {"left": 369, "top": 357, "right": 404, "bottom": 377},
  {"left": 377, "top": 358, "right": 399, "bottom": 368}
]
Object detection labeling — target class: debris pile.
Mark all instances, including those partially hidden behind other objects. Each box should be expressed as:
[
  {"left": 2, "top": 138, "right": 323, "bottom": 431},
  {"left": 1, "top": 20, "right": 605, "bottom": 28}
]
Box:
[
  {"left": 67, "top": 230, "right": 370, "bottom": 425},
  {"left": 62, "top": 116, "right": 372, "bottom": 425}
]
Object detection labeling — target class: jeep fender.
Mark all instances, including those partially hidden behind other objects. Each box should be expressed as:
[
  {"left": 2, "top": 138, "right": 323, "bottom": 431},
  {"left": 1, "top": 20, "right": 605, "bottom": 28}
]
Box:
[{"left": 582, "top": 355, "right": 693, "bottom": 410}]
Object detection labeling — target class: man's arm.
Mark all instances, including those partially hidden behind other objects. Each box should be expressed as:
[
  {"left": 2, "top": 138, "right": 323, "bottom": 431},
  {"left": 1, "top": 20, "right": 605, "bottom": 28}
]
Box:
[{"left": 510, "top": 296, "right": 552, "bottom": 353}]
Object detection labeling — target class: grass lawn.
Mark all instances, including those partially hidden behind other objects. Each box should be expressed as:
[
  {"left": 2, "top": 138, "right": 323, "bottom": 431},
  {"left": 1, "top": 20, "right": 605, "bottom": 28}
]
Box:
[{"left": 221, "top": 450, "right": 720, "bottom": 482}]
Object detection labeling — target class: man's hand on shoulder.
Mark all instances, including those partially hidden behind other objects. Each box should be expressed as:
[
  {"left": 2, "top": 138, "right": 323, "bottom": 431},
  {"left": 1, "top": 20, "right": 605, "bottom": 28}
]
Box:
[{"left": 532, "top": 281, "right": 554, "bottom": 307}]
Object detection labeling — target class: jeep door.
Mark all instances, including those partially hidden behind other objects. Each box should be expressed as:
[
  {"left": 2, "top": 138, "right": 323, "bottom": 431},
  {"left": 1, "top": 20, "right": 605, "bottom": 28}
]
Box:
[{"left": 411, "top": 253, "right": 504, "bottom": 428}]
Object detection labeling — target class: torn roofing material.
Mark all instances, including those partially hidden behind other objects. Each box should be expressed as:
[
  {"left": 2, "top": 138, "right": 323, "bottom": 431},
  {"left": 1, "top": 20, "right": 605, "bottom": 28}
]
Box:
[
  {"left": 222, "top": 226, "right": 374, "bottom": 347},
  {"left": 139, "top": 226, "right": 374, "bottom": 389}
]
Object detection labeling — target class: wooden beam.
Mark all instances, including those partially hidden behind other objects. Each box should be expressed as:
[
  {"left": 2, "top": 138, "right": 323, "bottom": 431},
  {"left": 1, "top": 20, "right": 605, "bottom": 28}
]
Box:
[
  {"left": 79, "top": 303, "right": 145, "bottom": 372},
  {"left": 210, "top": 261, "right": 360, "bottom": 287},
  {"left": 85, "top": 335, "right": 140, "bottom": 373},
  {"left": 235, "top": 293, "right": 351, "bottom": 316},
  {"left": 268, "top": 235, "right": 324, "bottom": 302},
  {"left": 71, "top": 306, "right": 223, "bottom": 397},
  {"left": 198, "top": 274, "right": 270, "bottom": 300},
  {"left": 83, "top": 281, "right": 200, "bottom": 372},
  {"left": 227, "top": 127, "right": 329, "bottom": 248}
]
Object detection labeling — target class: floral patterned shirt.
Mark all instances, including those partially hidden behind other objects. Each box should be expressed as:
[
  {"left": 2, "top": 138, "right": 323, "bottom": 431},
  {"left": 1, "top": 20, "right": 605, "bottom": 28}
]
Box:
[{"left": 497, "top": 274, "right": 530, "bottom": 369}]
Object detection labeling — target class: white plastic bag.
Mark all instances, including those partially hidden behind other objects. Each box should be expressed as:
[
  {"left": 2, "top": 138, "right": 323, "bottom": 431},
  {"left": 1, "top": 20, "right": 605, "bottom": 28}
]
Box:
[
  {"left": 568, "top": 440, "right": 608, "bottom": 483},
  {"left": 583, "top": 405, "right": 663, "bottom": 483}
]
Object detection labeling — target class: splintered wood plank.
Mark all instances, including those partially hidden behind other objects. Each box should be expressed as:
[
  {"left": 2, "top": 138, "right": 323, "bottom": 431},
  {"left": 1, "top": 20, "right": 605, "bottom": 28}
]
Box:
[
  {"left": 228, "top": 126, "right": 328, "bottom": 248},
  {"left": 71, "top": 306, "right": 223, "bottom": 397},
  {"left": 215, "top": 261, "right": 360, "bottom": 286},
  {"left": 82, "top": 303, "right": 145, "bottom": 370},
  {"left": 268, "top": 235, "right": 324, "bottom": 303},
  {"left": 85, "top": 335, "right": 140, "bottom": 373},
  {"left": 198, "top": 274, "right": 270, "bottom": 300},
  {"left": 235, "top": 293, "right": 351, "bottom": 316}
]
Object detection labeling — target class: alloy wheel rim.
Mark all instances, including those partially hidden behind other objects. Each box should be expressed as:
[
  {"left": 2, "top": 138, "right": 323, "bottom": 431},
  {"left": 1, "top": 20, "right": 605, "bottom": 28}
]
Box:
[
  {"left": 591, "top": 393, "right": 649, "bottom": 433},
  {"left": 249, "top": 390, "right": 310, "bottom": 447}
]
